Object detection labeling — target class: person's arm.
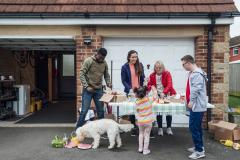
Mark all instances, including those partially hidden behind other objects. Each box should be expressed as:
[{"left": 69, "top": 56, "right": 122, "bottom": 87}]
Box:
[
  {"left": 189, "top": 73, "right": 204, "bottom": 105},
  {"left": 104, "top": 63, "right": 112, "bottom": 88},
  {"left": 79, "top": 58, "right": 92, "bottom": 89},
  {"left": 121, "top": 66, "right": 131, "bottom": 92},
  {"left": 163, "top": 72, "right": 173, "bottom": 95},
  {"left": 147, "top": 75, "right": 153, "bottom": 91}
]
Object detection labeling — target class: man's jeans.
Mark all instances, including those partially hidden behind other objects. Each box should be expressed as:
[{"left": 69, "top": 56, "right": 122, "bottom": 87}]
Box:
[
  {"left": 189, "top": 110, "right": 204, "bottom": 152},
  {"left": 76, "top": 88, "right": 104, "bottom": 129}
]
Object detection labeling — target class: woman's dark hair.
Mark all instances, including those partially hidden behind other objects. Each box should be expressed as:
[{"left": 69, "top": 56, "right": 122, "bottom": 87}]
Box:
[
  {"left": 133, "top": 86, "right": 147, "bottom": 99},
  {"left": 127, "top": 50, "right": 143, "bottom": 76}
]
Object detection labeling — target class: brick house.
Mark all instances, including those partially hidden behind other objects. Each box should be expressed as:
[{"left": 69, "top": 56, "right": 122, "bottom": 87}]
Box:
[
  {"left": 0, "top": 0, "right": 239, "bottom": 126},
  {"left": 230, "top": 35, "right": 240, "bottom": 63}
]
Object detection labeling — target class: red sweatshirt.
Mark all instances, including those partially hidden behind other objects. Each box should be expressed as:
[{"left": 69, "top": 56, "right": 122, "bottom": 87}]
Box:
[{"left": 147, "top": 70, "right": 176, "bottom": 95}]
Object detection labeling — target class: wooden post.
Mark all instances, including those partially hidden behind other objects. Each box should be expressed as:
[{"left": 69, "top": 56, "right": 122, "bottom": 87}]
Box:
[{"left": 48, "top": 57, "right": 52, "bottom": 102}]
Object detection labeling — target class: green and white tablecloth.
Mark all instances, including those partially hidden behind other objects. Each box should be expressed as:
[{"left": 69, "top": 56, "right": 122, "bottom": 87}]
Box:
[
  {"left": 108, "top": 101, "right": 214, "bottom": 116},
  {"left": 109, "top": 102, "right": 186, "bottom": 115}
]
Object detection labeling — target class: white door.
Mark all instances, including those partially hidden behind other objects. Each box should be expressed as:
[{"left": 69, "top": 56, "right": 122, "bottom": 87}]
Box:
[{"left": 103, "top": 38, "right": 194, "bottom": 126}]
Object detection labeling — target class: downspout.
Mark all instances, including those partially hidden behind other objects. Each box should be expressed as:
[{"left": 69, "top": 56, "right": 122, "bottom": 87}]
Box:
[{"left": 206, "top": 15, "right": 216, "bottom": 128}]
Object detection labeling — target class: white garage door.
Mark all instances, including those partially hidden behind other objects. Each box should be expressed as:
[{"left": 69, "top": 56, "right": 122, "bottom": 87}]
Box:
[{"left": 103, "top": 37, "right": 194, "bottom": 126}]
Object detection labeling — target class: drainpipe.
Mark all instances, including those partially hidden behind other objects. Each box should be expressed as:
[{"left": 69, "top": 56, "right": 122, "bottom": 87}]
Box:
[{"left": 206, "top": 15, "right": 216, "bottom": 128}]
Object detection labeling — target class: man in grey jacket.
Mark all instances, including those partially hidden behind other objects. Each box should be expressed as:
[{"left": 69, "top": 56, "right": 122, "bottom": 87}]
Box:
[{"left": 181, "top": 55, "right": 207, "bottom": 159}]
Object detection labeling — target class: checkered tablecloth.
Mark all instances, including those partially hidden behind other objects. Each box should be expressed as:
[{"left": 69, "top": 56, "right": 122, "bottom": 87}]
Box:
[
  {"left": 109, "top": 102, "right": 186, "bottom": 115},
  {"left": 108, "top": 101, "right": 214, "bottom": 116}
]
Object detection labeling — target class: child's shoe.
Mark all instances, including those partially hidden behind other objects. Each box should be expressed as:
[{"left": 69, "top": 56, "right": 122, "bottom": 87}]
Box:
[{"left": 143, "top": 149, "right": 151, "bottom": 155}]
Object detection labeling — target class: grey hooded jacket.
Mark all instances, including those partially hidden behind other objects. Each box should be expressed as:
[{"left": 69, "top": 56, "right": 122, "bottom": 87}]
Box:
[{"left": 189, "top": 67, "right": 208, "bottom": 112}]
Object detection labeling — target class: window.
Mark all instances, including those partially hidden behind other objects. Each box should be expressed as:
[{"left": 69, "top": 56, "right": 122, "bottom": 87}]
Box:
[
  {"left": 63, "top": 54, "right": 74, "bottom": 76},
  {"left": 233, "top": 47, "right": 239, "bottom": 56}
]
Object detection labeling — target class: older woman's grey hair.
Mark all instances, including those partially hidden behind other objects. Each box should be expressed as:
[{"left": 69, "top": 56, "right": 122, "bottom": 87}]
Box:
[{"left": 154, "top": 60, "right": 165, "bottom": 73}]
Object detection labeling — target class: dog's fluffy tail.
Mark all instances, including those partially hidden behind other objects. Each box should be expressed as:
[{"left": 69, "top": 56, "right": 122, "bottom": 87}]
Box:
[{"left": 118, "top": 124, "right": 134, "bottom": 132}]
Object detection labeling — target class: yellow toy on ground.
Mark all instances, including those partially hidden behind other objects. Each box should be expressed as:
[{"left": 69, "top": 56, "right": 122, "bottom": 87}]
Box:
[{"left": 220, "top": 140, "right": 234, "bottom": 147}]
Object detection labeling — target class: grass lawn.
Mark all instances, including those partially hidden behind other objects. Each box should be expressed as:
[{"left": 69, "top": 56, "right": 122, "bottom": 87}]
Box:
[{"left": 229, "top": 95, "right": 240, "bottom": 108}]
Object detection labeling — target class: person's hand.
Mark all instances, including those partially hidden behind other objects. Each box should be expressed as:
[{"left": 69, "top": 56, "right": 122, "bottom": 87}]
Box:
[
  {"left": 160, "top": 93, "right": 165, "bottom": 99},
  {"left": 188, "top": 102, "right": 193, "bottom": 109},
  {"left": 151, "top": 86, "right": 157, "bottom": 91},
  {"left": 86, "top": 86, "right": 95, "bottom": 93}
]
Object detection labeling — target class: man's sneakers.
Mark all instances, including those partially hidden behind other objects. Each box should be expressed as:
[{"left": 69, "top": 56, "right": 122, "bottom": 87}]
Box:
[
  {"left": 187, "top": 147, "right": 205, "bottom": 159},
  {"left": 158, "top": 128, "right": 173, "bottom": 136},
  {"left": 166, "top": 127, "right": 173, "bottom": 135},
  {"left": 188, "top": 151, "right": 205, "bottom": 159},
  {"left": 187, "top": 147, "right": 205, "bottom": 153}
]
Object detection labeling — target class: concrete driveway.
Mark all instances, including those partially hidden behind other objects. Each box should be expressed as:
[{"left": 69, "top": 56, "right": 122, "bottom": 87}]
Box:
[{"left": 0, "top": 127, "right": 238, "bottom": 160}]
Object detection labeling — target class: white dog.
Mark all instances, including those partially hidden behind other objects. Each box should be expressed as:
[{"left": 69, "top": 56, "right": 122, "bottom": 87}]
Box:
[{"left": 76, "top": 119, "right": 134, "bottom": 149}]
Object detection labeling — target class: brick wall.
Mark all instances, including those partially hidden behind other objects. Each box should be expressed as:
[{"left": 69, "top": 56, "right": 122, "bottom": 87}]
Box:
[
  {"left": 75, "top": 26, "right": 102, "bottom": 118},
  {"left": 195, "top": 25, "right": 230, "bottom": 127}
]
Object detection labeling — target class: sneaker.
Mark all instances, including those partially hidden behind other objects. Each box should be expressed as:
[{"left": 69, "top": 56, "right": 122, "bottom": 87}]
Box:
[
  {"left": 143, "top": 149, "right": 151, "bottom": 155},
  {"left": 158, "top": 128, "right": 163, "bottom": 136},
  {"left": 150, "top": 130, "right": 155, "bottom": 138},
  {"left": 138, "top": 148, "right": 143, "bottom": 153},
  {"left": 166, "top": 127, "right": 173, "bottom": 135},
  {"left": 188, "top": 151, "right": 205, "bottom": 159},
  {"left": 187, "top": 147, "right": 205, "bottom": 153}
]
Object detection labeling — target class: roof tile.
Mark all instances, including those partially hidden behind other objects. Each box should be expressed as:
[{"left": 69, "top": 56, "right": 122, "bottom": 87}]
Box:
[{"left": 0, "top": 0, "right": 238, "bottom": 13}]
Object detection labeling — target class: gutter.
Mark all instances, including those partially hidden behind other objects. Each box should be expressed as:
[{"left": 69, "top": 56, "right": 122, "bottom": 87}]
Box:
[
  {"left": 0, "top": 12, "right": 239, "bottom": 19},
  {"left": 206, "top": 13, "right": 217, "bottom": 129}
]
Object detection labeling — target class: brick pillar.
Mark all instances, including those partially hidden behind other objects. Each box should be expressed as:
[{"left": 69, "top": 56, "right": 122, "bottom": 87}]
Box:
[
  {"left": 75, "top": 26, "right": 103, "bottom": 119},
  {"left": 195, "top": 25, "right": 230, "bottom": 128}
]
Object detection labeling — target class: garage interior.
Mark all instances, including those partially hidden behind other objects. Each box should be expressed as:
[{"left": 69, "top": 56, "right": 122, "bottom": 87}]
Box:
[{"left": 0, "top": 37, "right": 77, "bottom": 123}]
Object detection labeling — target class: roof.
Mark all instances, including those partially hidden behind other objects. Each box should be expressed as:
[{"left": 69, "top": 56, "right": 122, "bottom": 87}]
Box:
[
  {"left": 0, "top": 0, "right": 238, "bottom": 14},
  {"left": 230, "top": 35, "right": 240, "bottom": 47}
]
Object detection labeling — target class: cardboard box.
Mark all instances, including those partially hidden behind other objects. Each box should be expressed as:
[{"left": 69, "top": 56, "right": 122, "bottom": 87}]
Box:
[
  {"left": 100, "top": 94, "right": 127, "bottom": 103},
  {"left": 208, "top": 120, "right": 220, "bottom": 133},
  {"left": 214, "top": 121, "right": 238, "bottom": 141},
  {"left": 233, "top": 127, "right": 240, "bottom": 141},
  {"left": 112, "top": 95, "right": 127, "bottom": 102}
]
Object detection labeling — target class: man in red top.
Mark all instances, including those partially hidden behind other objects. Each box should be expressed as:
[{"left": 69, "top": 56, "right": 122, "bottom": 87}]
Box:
[
  {"left": 181, "top": 55, "right": 207, "bottom": 159},
  {"left": 147, "top": 60, "right": 176, "bottom": 136}
]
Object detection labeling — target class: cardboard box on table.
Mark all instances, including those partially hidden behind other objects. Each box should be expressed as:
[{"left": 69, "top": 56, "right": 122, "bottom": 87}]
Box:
[
  {"left": 213, "top": 121, "right": 240, "bottom": 141},
  {"left": 100, "top": 93, "right": 127, "bottom": 122},
  {"left": 99, "top": 94, "right": 127, "bottom": 103}
]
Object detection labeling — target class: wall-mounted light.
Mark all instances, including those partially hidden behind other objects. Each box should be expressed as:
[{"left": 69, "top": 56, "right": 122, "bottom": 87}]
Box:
[{"left": 83, "top": 37, "right": 92, "bottom": 45}]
